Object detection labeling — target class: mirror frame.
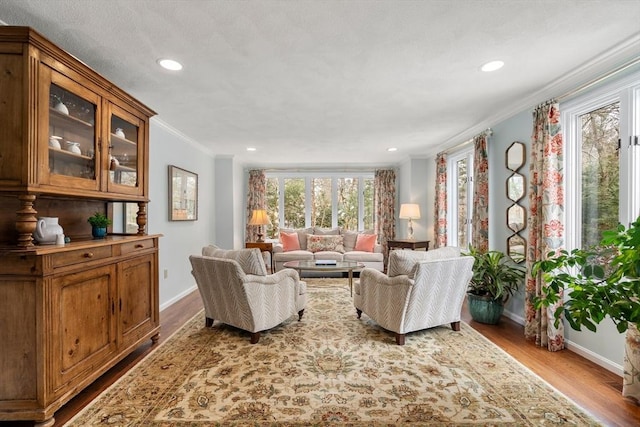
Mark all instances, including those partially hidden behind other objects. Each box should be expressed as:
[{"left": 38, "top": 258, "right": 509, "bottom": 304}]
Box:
[
  {"left": 506, "top": 141, "right": 525, "bottom": 171},
  {"left": 505, "top": 141, "right": 527, "bottom": 263},
  {"left": 506, "top": 172, "right": 526, "bottom": 202}
]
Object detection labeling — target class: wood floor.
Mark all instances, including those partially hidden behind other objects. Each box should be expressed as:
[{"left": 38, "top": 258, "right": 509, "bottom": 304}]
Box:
[{"left": 4, "top": 289, "right": 640, "bottom": 427}]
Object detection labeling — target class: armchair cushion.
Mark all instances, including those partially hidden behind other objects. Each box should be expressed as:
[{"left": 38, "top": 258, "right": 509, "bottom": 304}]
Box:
[
  {"left": 202, "top": 245, "right": 267, "bottom": 276},
  {"left": 387, "top": 246, "right": 462, "bottom": 278}
]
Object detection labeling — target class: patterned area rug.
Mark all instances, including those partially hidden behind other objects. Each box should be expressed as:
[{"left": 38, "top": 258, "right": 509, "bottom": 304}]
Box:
[{"left": 67, "top": 279, "right": 600, "bottom": 426}]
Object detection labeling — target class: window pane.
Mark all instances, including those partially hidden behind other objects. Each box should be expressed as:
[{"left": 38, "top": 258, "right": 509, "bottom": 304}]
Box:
[
  {"left": 266, "top": 177, "right": 279, "bottom": 239},
  {"left": 363, "top": 178, "right": 374, "bottom": 230},
  {"left": 338, "top": 178, "right": 358, "bottom": 230},
  {"left": 457, "top": 158, "right": 469, "bottom": 248},
  {"left": 284, "top": 178, "right": 306, "bottom": 229},
  {"left": 580, "top": 102, "right": 619, "bottom": 248},
  {"left": 311, "top": 178, "right": 332, "bottom": 228}
]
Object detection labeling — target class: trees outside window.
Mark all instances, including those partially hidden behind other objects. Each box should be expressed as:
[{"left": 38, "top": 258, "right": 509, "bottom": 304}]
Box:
[
  {"left": 447, "top": 147, "right": 474, "bottom": 247},
  {"left": 265, "top": 173, "right": 374, "bottom": 236}
]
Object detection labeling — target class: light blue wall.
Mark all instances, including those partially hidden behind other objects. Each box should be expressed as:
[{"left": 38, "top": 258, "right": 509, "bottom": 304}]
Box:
[
  {"left": 148, "top": 121, "right": 216, "bottom": 309},
  {"left": 398, "top": 158, "right": 432, "bottom": 241}
]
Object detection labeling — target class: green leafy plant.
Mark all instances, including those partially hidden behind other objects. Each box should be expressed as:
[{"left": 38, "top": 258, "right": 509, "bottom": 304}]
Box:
[
  {"left": 87, "top": 212, "right": 112, "bottom": 228},
  {"left": 465, "top": 247, "right": 526, "bottom": 302},
  {"left": 532, "top": 215, "right": 640, "bottom": 333}
]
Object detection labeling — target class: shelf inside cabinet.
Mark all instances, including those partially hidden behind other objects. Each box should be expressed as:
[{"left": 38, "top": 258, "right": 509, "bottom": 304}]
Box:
[
  {"left": 49, "top": 147, "right": 94, "bottom": 162},
  {"left": 50, "top": 108, "right": 95, "bottom": 129}
]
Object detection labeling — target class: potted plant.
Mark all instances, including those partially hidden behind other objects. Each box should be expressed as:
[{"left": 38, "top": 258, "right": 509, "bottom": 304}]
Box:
[
  {"left": 88, "top": 212, "right": 112, "bottom": 239},
  {"left": 532, "top": 215, "right": 640, "bottom": 399},
  {"left": 465, "top": 247, "right": 526, "bottom": 324}
]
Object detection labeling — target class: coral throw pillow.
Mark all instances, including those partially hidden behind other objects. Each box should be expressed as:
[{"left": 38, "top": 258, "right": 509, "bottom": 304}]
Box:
[
  {"left": 280, "top": 231, "right": 301, "bottom": 251},
  {"left": 354, "top": 234, "right": 377, "bottom": 252}
]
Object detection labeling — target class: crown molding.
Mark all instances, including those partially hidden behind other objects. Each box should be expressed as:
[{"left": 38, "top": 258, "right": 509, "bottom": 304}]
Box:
[{"left": 151, "top": 117, "right": 215, "bottom": 157}]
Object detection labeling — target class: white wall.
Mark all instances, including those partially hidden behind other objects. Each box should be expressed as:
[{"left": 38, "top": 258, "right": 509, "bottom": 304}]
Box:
[
  {"left": 398, "top": 158, "right": 432, "bottom": 241},
  {"left": 148, "top": 120, "right": 216, "bottom": 309}
]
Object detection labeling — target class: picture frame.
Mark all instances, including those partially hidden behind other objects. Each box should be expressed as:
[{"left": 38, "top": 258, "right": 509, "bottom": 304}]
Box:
[{"left": 169, "top": 165, "right": 198, "bottom": 221}]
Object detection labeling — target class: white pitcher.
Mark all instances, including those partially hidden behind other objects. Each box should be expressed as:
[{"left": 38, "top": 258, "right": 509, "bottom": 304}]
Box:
[{"left": 33, "top": 217, "right": 64, "bottom": 245}]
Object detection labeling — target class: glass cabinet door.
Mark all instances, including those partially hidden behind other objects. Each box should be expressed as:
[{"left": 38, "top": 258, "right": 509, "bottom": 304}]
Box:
[
  {"left": 47, "top": 74, "right": 99, "bottom": 191},
  {"left": 108, "top": 105, "right": 144, "bottom": 196}
]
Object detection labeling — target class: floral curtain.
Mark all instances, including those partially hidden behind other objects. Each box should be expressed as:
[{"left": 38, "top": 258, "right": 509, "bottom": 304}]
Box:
[
  {"left": 524, "top": 101, "right": 565, "bottom": 351},
  {"left": 374, "top": 169, "right": 396, "bottom": 265},
  {"left": 471, "top": 132, "right": 489, "bottom": 252},
  {"left": 245, "top": 169, "right": 266, "bottom": 243},
  {"left": 434, "top": 152, "right": 447, "bottom": 248}
]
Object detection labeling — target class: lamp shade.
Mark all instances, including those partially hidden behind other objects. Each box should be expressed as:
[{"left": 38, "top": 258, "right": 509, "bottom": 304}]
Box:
[
  {"left": 399, "top": 204, "right": 421, "bottom": 219},
  {"left": 248, "top": 209, "right": 271, "bottom": 226}
]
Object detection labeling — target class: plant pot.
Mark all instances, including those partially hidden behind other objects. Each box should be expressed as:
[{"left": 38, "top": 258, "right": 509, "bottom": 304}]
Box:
[
  {"left": 467, "top": 293, "right": 504, "bottom": 325},
  {"left": 92, "top": 226, "right": 107, "bottom": 239}
]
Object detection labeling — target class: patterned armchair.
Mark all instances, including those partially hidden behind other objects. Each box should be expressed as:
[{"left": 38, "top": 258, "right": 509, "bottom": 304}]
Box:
[
  {"left": 354, "top": 247, "right": 474, "bottom": 345},
  {"left": 190, "top": 246, "right": 306, "bottom": 343}
]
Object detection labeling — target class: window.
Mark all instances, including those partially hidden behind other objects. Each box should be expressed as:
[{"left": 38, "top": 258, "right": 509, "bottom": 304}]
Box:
[
  {"left": 447, "top": 146, "right": 474, "bottom": 247},
  {"left": 563, "top": 73, "right": 640, "bottom": 250},
  {"left": 265, "top": 172, "right": 375, "bottom": 238}
]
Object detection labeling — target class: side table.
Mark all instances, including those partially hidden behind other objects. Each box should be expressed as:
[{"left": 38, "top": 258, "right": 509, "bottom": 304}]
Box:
[
  {"left": 245, "top": 242, "right": 275, "bottom": 272},
  {"left": 387, "top": 239, "right": 430, "bottom": 251}
]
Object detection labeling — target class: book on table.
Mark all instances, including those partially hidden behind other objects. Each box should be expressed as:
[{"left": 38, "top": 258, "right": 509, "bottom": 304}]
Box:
[{"left": 315, "top": 259, "right": 337, "bottom": 265}]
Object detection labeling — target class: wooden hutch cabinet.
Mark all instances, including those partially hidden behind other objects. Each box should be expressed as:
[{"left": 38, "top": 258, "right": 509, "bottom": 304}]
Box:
[{"left": 0, "top": 27, "right": 160, "bottom": 426}]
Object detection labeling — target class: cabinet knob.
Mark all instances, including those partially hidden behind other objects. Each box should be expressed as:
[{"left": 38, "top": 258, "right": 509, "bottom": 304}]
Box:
[
  {"left": 84, "top": 252, "right": 94, "bottom": 258},
  {"left": 135, "top": 244, "right": 144, "bottom": 248}
]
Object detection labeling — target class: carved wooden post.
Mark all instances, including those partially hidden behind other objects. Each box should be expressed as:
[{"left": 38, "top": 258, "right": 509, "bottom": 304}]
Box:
[
  {"left": 16, "top": 194, "right": 37, "bottom": 247},
  {"left": 136, "top": 201, "right": 147, "bottom": 235}
]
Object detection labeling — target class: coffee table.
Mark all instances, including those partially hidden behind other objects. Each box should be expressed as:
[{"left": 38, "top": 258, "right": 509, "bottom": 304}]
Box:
[{"left": 282, "top": 260, "right": 365, "bottom": 296}]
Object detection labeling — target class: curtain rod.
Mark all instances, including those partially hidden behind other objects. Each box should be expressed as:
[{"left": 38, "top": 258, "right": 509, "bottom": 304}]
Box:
[
  {"left": 438, "top": 128, "right": 492, "bottom": 156},
  {"left": 557, "top": 56, "right": 640, "bottom": 102},
  {"left": 245, "top": 167, "right": 394, "bottom": 173}
]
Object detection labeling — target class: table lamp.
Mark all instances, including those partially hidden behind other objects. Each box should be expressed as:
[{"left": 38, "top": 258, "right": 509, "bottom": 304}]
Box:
[
  {"left": 399, "top": 203, "right": 420, "bottom": 240},
  {"left": 248, "top": 209, "right": 271, "bottom": 242}
]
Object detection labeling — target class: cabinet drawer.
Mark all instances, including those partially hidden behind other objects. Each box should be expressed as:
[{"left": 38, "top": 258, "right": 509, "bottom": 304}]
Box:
[
  {"left": 121, "top": 239, "right": 156, "bottom": 255},
  {"left": 51, "top": 246, "right": 113, "bottom": 268}
]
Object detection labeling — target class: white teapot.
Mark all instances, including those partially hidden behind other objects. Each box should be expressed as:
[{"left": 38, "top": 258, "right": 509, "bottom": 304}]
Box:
[{"left": 33, "top": 217, "right": 64, "bottom": 245}]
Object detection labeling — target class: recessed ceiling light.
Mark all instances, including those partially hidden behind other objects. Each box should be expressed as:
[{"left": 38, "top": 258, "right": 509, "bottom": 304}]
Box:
[
  {"left": 387, "top": 147, "right": 397, "bottom": 152},
  {"left": 481, "top": 60, "right": 504, "bottom": 72},
  {"left": 157, "top": 58, "right": 183, "bottom": 71},
  {"left": 246, "top": 147, "right": 257, "bottom": 152}
]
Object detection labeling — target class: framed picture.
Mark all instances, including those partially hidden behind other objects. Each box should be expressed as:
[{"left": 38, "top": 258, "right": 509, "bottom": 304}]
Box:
[{"left": 169, "top": 165, "right": 198, "bottom": 221}]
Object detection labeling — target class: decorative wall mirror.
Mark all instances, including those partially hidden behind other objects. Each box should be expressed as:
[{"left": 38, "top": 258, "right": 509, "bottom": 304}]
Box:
[{"left": 505, "top": 141, "right": 526, "bottom": 263}]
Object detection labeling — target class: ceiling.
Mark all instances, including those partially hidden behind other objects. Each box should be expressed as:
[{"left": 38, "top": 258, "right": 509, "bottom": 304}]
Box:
[{"left": 1, "top": 0, "right": 639, "bottom": 167}]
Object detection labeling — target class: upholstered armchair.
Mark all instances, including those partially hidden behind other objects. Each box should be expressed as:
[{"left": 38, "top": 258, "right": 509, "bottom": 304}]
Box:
[
  {"left": 354, "top": 246, "right": 474, "bottom": 345},
  {"left": 189, "top": 246, "right": 306, "bottom": 344}
]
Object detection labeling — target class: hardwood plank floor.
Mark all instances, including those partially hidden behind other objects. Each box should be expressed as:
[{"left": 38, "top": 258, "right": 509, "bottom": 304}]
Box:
[{"left": 3, "top": 289, "right": 640, "bottom": 426}]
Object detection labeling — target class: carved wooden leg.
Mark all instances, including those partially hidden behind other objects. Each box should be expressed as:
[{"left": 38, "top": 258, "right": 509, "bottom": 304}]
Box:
[
  {"left": 136, "top": 202, "right": 147, "bottom": 235},
  {"left": 151, "top": 333, "right": 160, "bottom": 344},
  {"left": 298, "top": 309, "right": 304, "bottom": 321},
  {"left": 356, "top": 308, "right": 362, "bottom": 319},
  {"left": 205, "top": 317, "right": 214, "bottom": 327},
  {"left": 451, "top": 321, "right": 461, "bottom": 331},
  {"left": 395, "top": 333, "right": 405, "bottom": 345},
  {"left": 250, "top": 332, "right": 260, "bottom": 344},
  {"left": 16, "top": 194, "right": 37, "bottom": 247}
]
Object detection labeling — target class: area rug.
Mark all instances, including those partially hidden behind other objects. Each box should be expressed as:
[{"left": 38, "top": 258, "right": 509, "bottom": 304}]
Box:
[{"left": 66, "top": 279, "right": 601, "bottom": 426}]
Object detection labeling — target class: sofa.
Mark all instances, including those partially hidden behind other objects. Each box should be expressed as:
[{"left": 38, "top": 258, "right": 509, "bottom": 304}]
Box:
[{"left": 272, "top": 227, "right": 384, "bottom": 272}]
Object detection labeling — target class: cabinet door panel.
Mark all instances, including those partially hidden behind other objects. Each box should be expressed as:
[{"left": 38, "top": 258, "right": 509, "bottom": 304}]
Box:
[
  {"left": 51, "top": 265, "right": 116, "bottom": 394},
  {"left": 118, "top": 254, "right": 158, "bottom": 348},
  {"left": 41, "top": 65, "right": 101, "bottom": 192},
  {"left": 107, "top": 104, "right": 146, "bottom": 197}
]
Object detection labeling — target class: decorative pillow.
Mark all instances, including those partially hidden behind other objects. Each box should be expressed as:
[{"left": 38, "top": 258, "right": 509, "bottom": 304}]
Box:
[
  {"left": 280, "top": 231, "right": 301, "bottom": 251},
  {"left": 306, "top": 234, "right": 345, "bottom": 253},
  {"left": 280, "top": 227, "right": 313, "bottom": 250},
  {"left": 354, "top": 233, "right": 377, "bottom": 252},
  {"left": 342, "top": 229, "right": 375, "bottom": 252},
  {"left": 202, "top": 246, "right": 267, "bottom": 276}
]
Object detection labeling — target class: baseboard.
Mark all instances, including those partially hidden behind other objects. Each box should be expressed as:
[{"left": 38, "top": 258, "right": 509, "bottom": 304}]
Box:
[
  {"left": 502, "top": 308, "right": 624, "bottom": 376},
  {"left": 160, "top": 284, "right": 198, "bottom": 311},
  {"left": 564, "top": 340, "right": 624, "bottom": 376}
]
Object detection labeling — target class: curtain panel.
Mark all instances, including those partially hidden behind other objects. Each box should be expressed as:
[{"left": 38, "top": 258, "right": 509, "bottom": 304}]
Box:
[
  {"left": 434, "top": 152, "right": 448, "bottom": 249},
  {"left": 471, "top": 133, "right": 489, "bottom": 252},
  {"left": 374, "top": 169, "right": 396, "bottom": 265},
  {"left": 524, "top": 101, "right": 565, "bottom": 351},
  {"left": 245, "top": 170, "right": 266, "bottom": 243}
]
